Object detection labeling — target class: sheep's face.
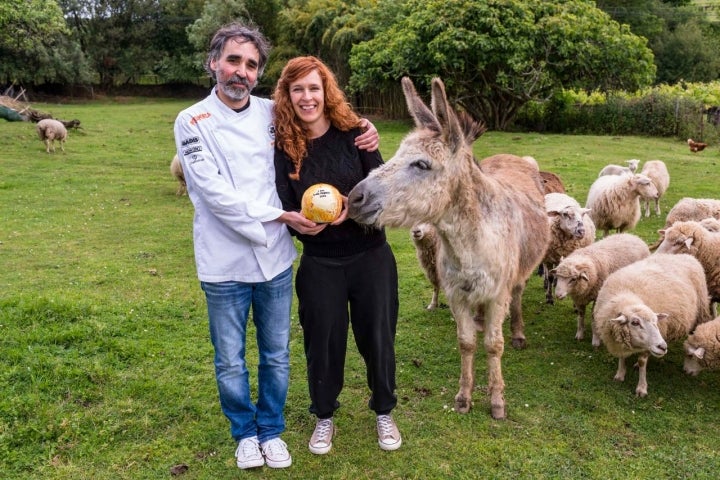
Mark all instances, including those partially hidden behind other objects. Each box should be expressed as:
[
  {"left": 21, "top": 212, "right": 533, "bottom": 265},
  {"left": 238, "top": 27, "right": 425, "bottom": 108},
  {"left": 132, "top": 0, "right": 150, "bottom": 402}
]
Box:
[
  {"left": 655, "top": 223, "right": 696, "bottom": 254},
  {"left": 611, "top": 308, "right": 668, "bottom": 357},
  {"left": 411, "top": 223, "right": 436, "bottom": 243},
  {"left": 553, "top": 265, "right": 589, "bottom": 300},
  {"left": 683, "top": 342, "right": 705, "bottom": 376},
  {"left": 550, "top": 206, "right": 588, "bottom": 239},
  {"left": 633, "top": 174, "right": 659, "bottom": 200}
]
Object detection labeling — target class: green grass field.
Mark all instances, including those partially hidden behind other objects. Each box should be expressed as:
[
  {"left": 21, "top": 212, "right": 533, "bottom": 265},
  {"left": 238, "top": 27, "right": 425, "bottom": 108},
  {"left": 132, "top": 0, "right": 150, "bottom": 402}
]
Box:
[{"left": 1, "top": 98, "right": 719, "bottom": 479}]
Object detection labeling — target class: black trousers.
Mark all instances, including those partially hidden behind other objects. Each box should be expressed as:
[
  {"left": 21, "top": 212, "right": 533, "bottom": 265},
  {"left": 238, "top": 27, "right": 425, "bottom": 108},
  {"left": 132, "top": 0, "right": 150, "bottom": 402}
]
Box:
[{"left": 296, "top": 242, "right": 399, "bottom": 419}]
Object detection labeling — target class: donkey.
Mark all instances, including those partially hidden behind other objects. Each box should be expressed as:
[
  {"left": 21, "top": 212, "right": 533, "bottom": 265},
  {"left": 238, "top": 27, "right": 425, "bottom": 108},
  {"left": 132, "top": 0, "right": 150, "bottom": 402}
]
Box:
[{"left": 348, "top": 77, "right": 550, "bottom": 418}]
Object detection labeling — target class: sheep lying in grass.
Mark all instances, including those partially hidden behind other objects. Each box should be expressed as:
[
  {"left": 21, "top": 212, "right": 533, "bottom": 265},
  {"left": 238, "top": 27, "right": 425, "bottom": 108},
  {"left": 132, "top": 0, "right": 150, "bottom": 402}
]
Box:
[
  {"left": 585, "top": 173, "right": 658, "bottom": 237},
  {"left": 598, "top": 159, "right": 640, "bottom": 177},
  {"left": 700, "top": 217, "right": 720, "bottom": 233},
  {"left": 593, "top": 253, "right": 712, "bottom": 397},
  {"left": 649, "top": 197, "right": 720, "bottom": 249},
  {"left": 36, "top": 118, "right": 67, "bottom": 153},
  {"left": 638, "top": 160, "right": 669, "bottom": 217},
  {"left": 552, "top": 233, "right": 650, "bottom": 341},
  {"left": 655, "top": 220, "right": 720, "bottom": 304},
  {"left": 683, "top": 316, "right": 720, "bottom": 376},
  {"left": 170, "top": 154, "right": 187, "bottom": 196},
  {"left": 542, "top": 192, "right": 595, "bottom": 304},
  {"left": 410, "top": 223, "right": 442, "bottom": 310}
]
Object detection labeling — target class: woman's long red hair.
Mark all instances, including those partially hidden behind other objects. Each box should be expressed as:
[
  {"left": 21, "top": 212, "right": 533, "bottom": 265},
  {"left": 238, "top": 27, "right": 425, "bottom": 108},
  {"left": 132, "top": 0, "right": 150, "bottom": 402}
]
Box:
[{"left": 273, "top": 56, "right": 362, "bottom": 180}]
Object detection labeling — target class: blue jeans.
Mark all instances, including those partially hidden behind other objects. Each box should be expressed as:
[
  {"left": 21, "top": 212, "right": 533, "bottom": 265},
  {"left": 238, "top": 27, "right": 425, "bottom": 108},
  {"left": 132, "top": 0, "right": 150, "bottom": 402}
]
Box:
[{"left": 201, "top": 266, "right": 292, "bottom": 444}]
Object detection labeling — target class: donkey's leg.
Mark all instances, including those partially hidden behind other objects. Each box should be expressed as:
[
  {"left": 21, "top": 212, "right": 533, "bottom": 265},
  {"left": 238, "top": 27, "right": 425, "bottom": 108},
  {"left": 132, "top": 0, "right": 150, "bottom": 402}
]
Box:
[
  {"left": 453, "top": 304, "right": 477, "bottom": 414},
  {"left": 509, "top": 283, "right": 527, "bottom": 349},
  {"left": 484, "top": 300, "right": 507, "bottom": 419}
]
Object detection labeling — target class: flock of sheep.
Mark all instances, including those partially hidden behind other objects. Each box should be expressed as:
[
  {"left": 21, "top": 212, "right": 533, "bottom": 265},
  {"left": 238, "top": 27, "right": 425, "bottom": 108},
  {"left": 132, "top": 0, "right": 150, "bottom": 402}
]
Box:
[{"left": 411, "top": 157, "right": 720, "bottom": 397}]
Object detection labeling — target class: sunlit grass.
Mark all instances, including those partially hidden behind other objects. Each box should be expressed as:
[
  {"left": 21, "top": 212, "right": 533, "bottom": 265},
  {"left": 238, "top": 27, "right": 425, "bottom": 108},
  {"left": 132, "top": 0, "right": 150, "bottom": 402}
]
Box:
[{"left": 1, "top": 98, "right": 719, "bottom": 479}]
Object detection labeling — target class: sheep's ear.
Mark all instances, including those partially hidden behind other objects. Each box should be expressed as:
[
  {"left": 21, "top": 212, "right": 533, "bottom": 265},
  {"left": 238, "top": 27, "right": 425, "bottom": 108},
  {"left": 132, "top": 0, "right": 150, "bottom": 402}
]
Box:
[
  {"left": 547, "top": 210, "right": 560, "bottom": 217},
  {"left": 684, "top": 237, "right": 694, "bottom": 249},
  {"left": 611, "top": 314, "right": 628, "bottom": 324},
  {"left": 656, "top": 313, "right": 669, "bottom": 323},
  {"left": 580, "top": 208, "right": 591, "bottom": 216},
  {"left": 579, "top": 272, "right": 590, "bottom": 281},
  {"left": 658, "top": 229, "right": 665, "bottom": 236},
  {"left": 549, "top": 268, "right": 557, "bottom": 276},
  {"left": 691, "top": 346, "right": 706, "bottom": 359}
]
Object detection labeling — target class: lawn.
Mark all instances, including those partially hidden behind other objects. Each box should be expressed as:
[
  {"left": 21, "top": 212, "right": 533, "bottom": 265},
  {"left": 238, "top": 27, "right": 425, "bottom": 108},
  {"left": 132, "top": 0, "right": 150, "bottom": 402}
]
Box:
[{"left": 1, "top": 97, "right": 719, "bottom": 479}]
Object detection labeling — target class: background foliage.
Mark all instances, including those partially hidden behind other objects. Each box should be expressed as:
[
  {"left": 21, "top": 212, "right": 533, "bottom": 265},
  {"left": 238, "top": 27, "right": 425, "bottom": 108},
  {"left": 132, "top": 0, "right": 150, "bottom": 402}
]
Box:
[
  {"left": 3, "top": 0, "right": 720, "bottom": 131},
  {"left": 1, "top": 99, "right": 720, "bottom": 479}
]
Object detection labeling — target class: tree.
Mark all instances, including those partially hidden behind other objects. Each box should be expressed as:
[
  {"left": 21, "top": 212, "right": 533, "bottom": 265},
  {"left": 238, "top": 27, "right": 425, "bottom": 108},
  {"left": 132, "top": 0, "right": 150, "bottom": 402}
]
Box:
[
  {"left": 0, "top": 0, "right": 91, "bottom": 85},
  {"left": 349, "top": 0, "right": 656, "bottom": 130},
  {"left": 274, "top": 0, "right": 381, "bottom": 86},
  {"left": 597, "top": 0, "right": 720, "bottom": 84}
]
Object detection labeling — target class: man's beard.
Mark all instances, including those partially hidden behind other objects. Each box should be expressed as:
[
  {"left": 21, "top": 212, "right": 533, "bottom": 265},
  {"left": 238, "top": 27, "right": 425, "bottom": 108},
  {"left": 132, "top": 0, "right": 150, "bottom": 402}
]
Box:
[{"left": 218, "top": 75, "right": 256, "bottom": 102}]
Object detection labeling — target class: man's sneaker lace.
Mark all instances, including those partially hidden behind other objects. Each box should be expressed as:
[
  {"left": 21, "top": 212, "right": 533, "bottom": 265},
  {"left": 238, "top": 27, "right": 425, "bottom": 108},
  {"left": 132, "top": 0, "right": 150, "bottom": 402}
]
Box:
[
  {"left": 376, "top": 414, "right": 402, "bottom": 451},
  {"left": 235, "top": 436, "right": 264, "bottom": 469},
  {"left": 309, "top": 418, "right": 334, "bottom": 455},
  {"left": 261, "top": 437, "right": 292, "bottom": 468}
]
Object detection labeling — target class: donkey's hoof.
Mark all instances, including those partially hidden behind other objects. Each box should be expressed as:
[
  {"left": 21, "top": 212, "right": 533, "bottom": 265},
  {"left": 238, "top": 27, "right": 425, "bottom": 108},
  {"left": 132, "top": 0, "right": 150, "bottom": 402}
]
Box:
[{"left": 454, "top": 396, "right": 471, "bottom": 414}]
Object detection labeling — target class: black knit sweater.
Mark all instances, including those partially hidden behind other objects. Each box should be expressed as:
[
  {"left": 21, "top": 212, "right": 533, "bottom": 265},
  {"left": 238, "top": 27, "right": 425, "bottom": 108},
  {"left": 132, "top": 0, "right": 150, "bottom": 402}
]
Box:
[{"left": 274, "top": 125, "right": 386, "bottom": 257}]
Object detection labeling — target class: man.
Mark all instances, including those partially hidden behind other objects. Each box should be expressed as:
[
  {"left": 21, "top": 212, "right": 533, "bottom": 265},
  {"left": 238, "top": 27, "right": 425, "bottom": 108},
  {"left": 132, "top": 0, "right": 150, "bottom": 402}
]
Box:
[{"left": 173, "top": 23, "right": 378, "bottom": 470}]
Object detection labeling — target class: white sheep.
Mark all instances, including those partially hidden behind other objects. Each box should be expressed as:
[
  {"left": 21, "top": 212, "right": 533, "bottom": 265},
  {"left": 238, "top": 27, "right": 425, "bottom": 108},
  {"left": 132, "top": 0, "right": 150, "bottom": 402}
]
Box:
[
  {"left": 639, "top": 160, "right": 670, "bottom": 217},
  {"left": 170, "top": 154, "right": 187, "bottom": 196},
  {"left": 699, "top": 217, "right": 720, "bottom": 233},
  {"left": 552, "top": 233, "right": 650, "bottom": 341},
  {"left": 593, "top": 253, "right": 712, "bottom": 397},
  {"left": 683, "top": 316, "right": 720, "bottom": 376},
  {"left": 655, "top": 220, "right": 720, "bottom": 304},
  {"left": 664, "top": 197, "right": 720, "bottom": 226},
  {"left": 649, "top": 197, "right": 720, "bottom": 249},
  {"left": 36, "top": 118, "right": 67, "bottom": 153},
  {"left": 585, "top": 173, "right": 659, "bottom": 237},
  {"left": 410, "top": 223, "right": 442, "bottom": 310},
  {"left": 542, "top": 192, "right": 595, "bottom": 304},
  {"left": 598, "top": 159, "right": 640, "bottom": 177}
]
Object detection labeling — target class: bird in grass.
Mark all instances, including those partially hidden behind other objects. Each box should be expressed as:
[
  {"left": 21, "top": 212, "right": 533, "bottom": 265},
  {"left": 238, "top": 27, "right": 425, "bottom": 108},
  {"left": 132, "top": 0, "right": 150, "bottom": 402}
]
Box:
[{"left": 688, "top": 138, "right": 708, "bottom": 152}]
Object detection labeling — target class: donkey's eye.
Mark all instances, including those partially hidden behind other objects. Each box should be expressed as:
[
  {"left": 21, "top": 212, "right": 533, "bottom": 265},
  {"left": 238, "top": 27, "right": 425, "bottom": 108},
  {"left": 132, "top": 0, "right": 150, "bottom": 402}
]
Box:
[{"left": 411, "top": 159, "right": 431, "bottom": 170}]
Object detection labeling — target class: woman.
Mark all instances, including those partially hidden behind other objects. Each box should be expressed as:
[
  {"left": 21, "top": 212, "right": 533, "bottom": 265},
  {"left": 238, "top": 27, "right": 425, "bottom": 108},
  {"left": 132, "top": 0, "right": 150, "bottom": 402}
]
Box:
[{"left": 273, "top": 56, "right": 401, "bottom": 454}]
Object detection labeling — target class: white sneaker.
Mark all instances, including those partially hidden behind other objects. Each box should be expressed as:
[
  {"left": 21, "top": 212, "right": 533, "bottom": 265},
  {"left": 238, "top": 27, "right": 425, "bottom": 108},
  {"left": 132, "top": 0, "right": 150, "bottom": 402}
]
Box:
[
  {"left": 235, "top": 436, "right": 264, "bottom": 469},
  {"left": 261, "top": 437, "right": 292, "bottom": 468},
  {"left": 376, "top": 414, "right": 402, "bottom": 451},
  {"left": 309, "top": 418, "right": 334, "bottom": 455}
]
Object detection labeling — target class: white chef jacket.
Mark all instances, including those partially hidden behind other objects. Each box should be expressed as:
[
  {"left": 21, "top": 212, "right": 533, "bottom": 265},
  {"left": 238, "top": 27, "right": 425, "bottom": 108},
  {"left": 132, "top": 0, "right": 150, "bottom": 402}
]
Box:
[{"left": 173, "top": 88, "right": 297, "bottom": 283}]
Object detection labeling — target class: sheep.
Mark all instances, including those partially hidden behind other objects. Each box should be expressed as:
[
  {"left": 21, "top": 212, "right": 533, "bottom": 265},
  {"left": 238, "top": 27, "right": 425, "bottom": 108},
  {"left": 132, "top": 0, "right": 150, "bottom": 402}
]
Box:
[
  {"left": 638, "top": 160, "right": 670, "bottom": 217},
  {"left": 598, "top": 159, "right": 640, "bottom": 177},
  {"left": 585, "top": 173, "right": 659, "bottom": 237},
  {"left": 36, "top": 118, "right": 67, "bottom": 153},
  {"left": 542, "top": 192, "right": 595, "bottom": 304},
  {"left": 170, "top": 154, "right": 187, "bottom": 196},
  {"left": 551, "top": 233, "right": 650, "bottom": 341},
  {"left": 683, "top": 316, "right": 720, "bottom": 376},
  {"left": 655, "top": 220, "right": 720, "bottom": 304},
  {"left": 410, "top": 223, "right": 442, "bottom": 310},
  {"left": 593, "top": 253, "right": 712, "bottom": 397},
  {"left": 539, "top": 170, "right": 566, "bottom": 194},
  {"left": 649, "top": 197, "right": 720, "bottom": 249},
  {"left": 348, "top": 77, "right": 551, "bottom": 418},
  {"left": 699, "top": 217, "right": 720, "bottom": 233},
  {"left": 663, "top": 197, "right": 720, "bottom": 227}
]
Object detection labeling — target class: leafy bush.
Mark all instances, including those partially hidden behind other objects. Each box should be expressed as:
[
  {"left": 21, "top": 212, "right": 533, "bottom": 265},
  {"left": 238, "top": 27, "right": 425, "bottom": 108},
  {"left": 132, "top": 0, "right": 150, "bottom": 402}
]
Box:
[{"left": 514, "top": 81, "right": 720, "bottom": 143}]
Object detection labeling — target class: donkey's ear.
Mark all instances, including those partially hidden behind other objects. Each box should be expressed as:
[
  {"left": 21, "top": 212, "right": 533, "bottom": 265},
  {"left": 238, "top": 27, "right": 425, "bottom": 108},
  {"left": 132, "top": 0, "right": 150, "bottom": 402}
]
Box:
[
  {"left": 401, "top": 77, "right": 440, "bottom": 133},
  {"left": 430, "top": 77, "right": 463, "bottom": 152}
]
